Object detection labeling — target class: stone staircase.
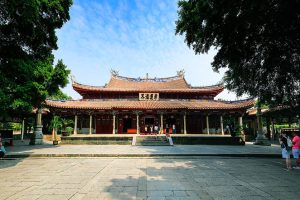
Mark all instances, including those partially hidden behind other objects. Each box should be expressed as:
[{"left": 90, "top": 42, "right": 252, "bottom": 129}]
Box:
[{"left": 134, "top": 135, "right": 170, "bottom": 146}]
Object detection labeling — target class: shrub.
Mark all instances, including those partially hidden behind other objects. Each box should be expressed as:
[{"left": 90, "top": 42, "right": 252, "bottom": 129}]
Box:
[{"left": 62, "top": 126, "right": 73, "bottom": 136}]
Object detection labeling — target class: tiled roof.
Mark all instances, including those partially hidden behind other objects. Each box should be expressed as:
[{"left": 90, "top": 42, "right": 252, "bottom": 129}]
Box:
[
  {"left": 45, "top": 99, "right": 255, "bottom": 111},
  {"left": 107, "top": 75, "right": 190, "bottom": 89},
  {"left": 72, "top": 74, "right": 224, "bottom": 95},
  {"left": 247, "top": 105, "right": 290, "bottom": 116},
  {"left": 32, "top": 108, "right": 50, "bottom": 114},
  {"left": 247, "top": 108, "right": 268, "bottom": 116}
]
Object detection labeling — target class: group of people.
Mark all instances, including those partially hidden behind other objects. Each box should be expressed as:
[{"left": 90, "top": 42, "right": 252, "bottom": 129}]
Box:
[
  {"left": 0, "top": 133, "right": 6, "bottom": 158},
  {"left": 144, "top": 124, "right": 159, "bottom": 134},
  {"left": 143, "top": 124, "right": 177, "bottom": 134},
  {"left": 165, "top": 124, "right": 176, "bottom": 134},
  {"left": 279, "top": 131, "right": 300, "bottom": 170}
]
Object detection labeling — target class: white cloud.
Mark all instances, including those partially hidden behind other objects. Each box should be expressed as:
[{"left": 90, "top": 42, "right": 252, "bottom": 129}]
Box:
[{"left": 54, "top": 0, "right": 247, "bottom": 101}]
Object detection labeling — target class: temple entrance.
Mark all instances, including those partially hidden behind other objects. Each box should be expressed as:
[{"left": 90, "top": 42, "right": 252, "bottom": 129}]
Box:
[
  {"left": 95, "top": 115, "right": 113, "bottom": 134},
  {"left": 123, "top": 118, "right": 132, "bottom": 133},
  {"left": 166, "top": 116, "right": 177, "bottom": 134},
  {"left": 142, "top": 116, "right": 158, "bottom": 134},
  {"left": 167, "top": 117, "right": 176, "bottom": 126},
  {"left": 145, "top": 117, "right": 154, "bottom": 125}
]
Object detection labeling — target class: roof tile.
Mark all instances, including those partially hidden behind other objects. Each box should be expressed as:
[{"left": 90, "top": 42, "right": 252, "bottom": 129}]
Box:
[
  {"left": 72, "top": 75, "right": 224, "bottom": 95},
  {"left": 45, "top": 99, "right": 255, "bottom": 111}
]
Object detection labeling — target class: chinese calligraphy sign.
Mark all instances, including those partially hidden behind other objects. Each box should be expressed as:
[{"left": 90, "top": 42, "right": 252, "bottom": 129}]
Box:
[{"left": 139, "top": 93, "right": 159, "bottom": 101}]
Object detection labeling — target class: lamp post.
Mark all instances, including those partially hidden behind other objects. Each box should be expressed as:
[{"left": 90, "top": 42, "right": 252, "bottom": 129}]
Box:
[
  {"left": 254, "top": 101, "right": 270, "bottom": 146},
  {"left": 30, "top": 108, "right": 43, "bottom": 145}
]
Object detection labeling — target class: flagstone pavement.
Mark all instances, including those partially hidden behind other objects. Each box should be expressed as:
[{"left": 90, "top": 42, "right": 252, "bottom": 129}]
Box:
[
  {"left": 1, "top": 156, "right": 300, "bottom": 200},
  {"left": 1, "top": 141, "right": 299, "bottom": 199},
  {"left": 5, "top": 141, "right": 281, "bottom": 157}
]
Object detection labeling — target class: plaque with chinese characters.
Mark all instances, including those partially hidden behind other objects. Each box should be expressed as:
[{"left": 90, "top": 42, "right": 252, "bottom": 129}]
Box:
[{"left": 139, "top": 93, "right": 159, "bottom": 101}]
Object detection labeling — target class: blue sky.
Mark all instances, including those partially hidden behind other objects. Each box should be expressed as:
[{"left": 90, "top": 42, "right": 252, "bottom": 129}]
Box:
[{"left": 54, "top": 0, "right": 241, "bottom": 100}]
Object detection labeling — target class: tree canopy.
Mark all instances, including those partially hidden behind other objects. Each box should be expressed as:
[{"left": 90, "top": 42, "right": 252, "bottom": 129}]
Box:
[
  {"left": 48, "top": 89, "right": 72, "bottom": 100},
  {"left": 0, "top": 0, "right": 72, "bottom": 117},
  {"left": 176, "top": 0, "right": 300, "bottom": 110}
]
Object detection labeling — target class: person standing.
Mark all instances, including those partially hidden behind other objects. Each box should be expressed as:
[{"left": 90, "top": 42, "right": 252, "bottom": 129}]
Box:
[
  {"left": 279, "top": 132, "right": 292, "bottom": 170},
  {"left": 147, "top": 125, "right": 151, "bottom": 134},
  {"left": 225, "top": 125, "right": 230, "bottom": 134},
  {"left": 154, "top": 124, "right": 159, "bottom": 134},
  {"left": 172, "top": 124, "right": 176, "bottom": 134},
  {"left": 0, "top": 133, "right": 6, "bottom": 158},
  {"left": 165, "top": 124, "right": 169, "bottom": 135},
  {"left": 292, "top": 132, "right": 300, "bottom": 169}
]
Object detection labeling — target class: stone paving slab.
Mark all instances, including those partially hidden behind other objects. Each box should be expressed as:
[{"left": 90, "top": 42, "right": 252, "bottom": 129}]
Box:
[
  {"left": 0, "top": 157, "right": 300, "bottom": 200},
  {"left": 4, "top": 141, "right": 282, "bottom": 158}
]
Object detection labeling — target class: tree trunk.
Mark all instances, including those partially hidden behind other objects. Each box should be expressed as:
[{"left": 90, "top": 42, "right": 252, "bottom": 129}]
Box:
[
  {"left": 52, "top": 128, "right": 55, "bottom": 141},
  {"left": 266, "top": 117, "right": 271, "bottom": 140}
]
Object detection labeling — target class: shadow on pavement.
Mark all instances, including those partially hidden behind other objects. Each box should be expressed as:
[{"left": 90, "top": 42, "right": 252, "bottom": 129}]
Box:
[
  {"left": 1, "top": 157, "right": 300, "bottom": 199},
  {"left": 86, "top": 157, "right": 299, "bottom": 199}
]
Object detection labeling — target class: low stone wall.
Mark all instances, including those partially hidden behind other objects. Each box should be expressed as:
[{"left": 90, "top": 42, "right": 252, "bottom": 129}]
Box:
[
  {"left": 61, "top": 136, "right": 133, "bottom": 145},
  {"left": 171, "top": 136, "right": 245, "bottom": 145},
  {"left": 61, "top": 135, "right": 244, "bottom": 145}
]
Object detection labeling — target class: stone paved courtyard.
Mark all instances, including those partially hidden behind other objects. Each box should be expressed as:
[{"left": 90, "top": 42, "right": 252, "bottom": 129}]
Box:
[
  {"left": 0, "top": 157, "right": 299, "bottom": 200},
  {"left": 5, "top": 142, "right": 282, "bottom": 157}
]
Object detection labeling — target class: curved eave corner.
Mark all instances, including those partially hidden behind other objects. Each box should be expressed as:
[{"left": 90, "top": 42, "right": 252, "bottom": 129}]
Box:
[
  {"left": 229, "top": 98, "right": 255, "bottom": 110},
  {"left": 191, "top": 83, "right": 225, "bottom": 96}
]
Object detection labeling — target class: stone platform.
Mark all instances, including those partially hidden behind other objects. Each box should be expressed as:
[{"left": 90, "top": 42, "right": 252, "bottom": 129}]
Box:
[
  {"left": 61, "top": 135, "right": 133, "bottom": 145},
  {"left": 60, "top": 134, "right": 244, "bottom": 145},
  {"left": 4, "top": 140, "right": 281, "bottom": 158}
]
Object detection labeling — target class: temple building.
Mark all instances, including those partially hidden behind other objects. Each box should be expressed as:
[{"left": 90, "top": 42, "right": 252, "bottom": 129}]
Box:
[{"left": 45, "top": 71, "right": 255, "bottom": 136}]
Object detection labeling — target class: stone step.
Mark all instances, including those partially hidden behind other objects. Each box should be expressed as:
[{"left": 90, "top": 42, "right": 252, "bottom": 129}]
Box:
[
  {"left": 136, "top": 137, "right": 168, "bottom": 142},
  {"left": 135, "top": 136, "right": 170, "bottom": 146},
  {"left": 137, "top": 138, "right": 168, "bottom": 142}
]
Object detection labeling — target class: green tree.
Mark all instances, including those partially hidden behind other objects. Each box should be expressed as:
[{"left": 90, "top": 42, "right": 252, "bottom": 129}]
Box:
[
  {"left": 0, "top": 0, "right": 72, "bottom": 117},
  {"left": 176, "top": 0, "right": 300, "bottom": 110},
  {"left": 48, "top": 89, "right": 72, "bottom": 100}
]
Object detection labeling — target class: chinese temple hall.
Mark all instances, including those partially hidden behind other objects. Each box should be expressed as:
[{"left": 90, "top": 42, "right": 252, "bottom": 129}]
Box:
[{"left": 45, "top": 71, "right": 255, "bottom": 137}]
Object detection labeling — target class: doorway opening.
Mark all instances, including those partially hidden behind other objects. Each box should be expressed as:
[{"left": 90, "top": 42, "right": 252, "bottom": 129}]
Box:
[
  {"left": 145, "top": 117, "right": 154, "bottom": 125},
  {"left": 123, "top": 118, "right": 132, "bottom": 133}
]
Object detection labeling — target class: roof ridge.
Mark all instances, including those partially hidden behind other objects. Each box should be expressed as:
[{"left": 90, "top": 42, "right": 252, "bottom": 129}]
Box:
[
  {"left": 112, "top": 74, "right": 184, "bottom": 82},
  {"left": 72, "top": 80, "right": 105, "bottom": 88},
  {"left": 191, "top": 83, "right": 224, "bottom": 89}
]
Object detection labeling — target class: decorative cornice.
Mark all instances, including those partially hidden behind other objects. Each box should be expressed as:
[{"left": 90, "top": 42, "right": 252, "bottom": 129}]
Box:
[
  {"left": 110, "top": 69, "right": 119, "bottom": 76},
  {"left": 177, "top": 69, "right": 185, "bottom": 77}
]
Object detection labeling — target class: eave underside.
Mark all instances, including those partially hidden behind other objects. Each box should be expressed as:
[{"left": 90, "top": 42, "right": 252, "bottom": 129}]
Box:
[{"left": 45, "top": 99, "right": 255, "bottom": 112}]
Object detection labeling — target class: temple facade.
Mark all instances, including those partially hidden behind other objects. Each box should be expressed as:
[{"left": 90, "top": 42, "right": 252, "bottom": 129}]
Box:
[{"left": 45, "top": 71, "right": 255, "bottom": 135}]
